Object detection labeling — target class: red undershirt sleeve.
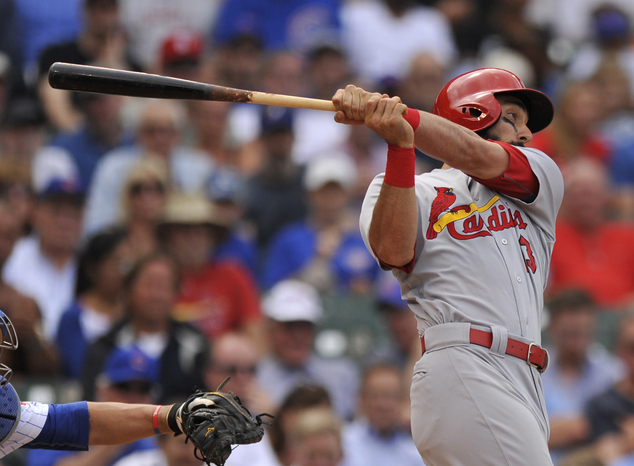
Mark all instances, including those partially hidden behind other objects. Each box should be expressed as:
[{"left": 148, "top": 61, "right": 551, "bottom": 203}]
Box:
[{"left": 471, "top": 140, "right": 540, "bottom": 202}]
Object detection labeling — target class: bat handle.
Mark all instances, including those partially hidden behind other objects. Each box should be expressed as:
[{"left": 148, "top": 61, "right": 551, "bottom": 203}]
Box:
[{"left": 250, "top": 92, "right": 336, "bottom": 112}]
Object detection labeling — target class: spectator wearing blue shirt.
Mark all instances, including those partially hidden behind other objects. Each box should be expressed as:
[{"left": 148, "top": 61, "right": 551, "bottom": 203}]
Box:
[
  {"left": 49, "top": 92, "right": 134, "bottom": 188},
  {"left": 260, "top": 154, "right": 379, "bottom": 294},
  {"left": 207, "top": 167, "right": 258, "bottom": 277},
  {"left": 212, "top": 0, "right": 342, "bottom": 53},
  {"left": 55, "top": 228, "right": 131, "bottom": 379}
]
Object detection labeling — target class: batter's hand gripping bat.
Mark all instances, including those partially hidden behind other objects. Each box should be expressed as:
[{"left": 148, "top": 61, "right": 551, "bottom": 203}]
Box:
[{"left": 48, "top": 62, "right": 337, "bottom": 112}]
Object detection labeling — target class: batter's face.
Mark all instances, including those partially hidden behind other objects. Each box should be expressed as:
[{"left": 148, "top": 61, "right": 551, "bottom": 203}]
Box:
[{"left": 485, "top": 95, "right": 532, "bottom": 146}]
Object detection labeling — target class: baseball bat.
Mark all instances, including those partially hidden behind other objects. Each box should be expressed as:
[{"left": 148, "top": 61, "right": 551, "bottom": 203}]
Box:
[{"left": 48, "top": 62, "right": 337, "bottom": 112}]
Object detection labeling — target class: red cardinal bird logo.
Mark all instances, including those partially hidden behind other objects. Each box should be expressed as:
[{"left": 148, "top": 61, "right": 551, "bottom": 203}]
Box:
[{"left": 426, "top": 187, "right": 456, "bottom": 239}]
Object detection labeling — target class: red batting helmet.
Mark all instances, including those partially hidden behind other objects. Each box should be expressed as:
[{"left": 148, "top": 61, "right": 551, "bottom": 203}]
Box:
[{"left": 432, "top": 68, "right": 554, "bottom": 133}]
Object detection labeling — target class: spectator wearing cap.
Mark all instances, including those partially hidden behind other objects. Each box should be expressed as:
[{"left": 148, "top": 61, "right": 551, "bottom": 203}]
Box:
[
  {"left": 117, "top": 0, "right": 219, "bottom": 72},
  {"left": 257, "top": 279, "right": 360, "bottom": 420},
  {"left": 83, "top": 99, "right": 213, "bottom": 236},
  {"left": 566, "top": 4, "right": 634, "bottom": 99},
  {"left": 81, "top": 251, "right": 209, "bottom": 403},
  {"left": 0, "top": 96, "right": 47, "bottom": 167},
  {"left": 207, "top": 167, "right": 258, "bottom": 276},
  {"left": 156, "top": 30, "right": 206, "bottom": 82},
  {"left": 243, "top": 107, "right": 308, "bottom": 252},
  {"left": 259, "top": 155, "right": 380, "bottom": 294},
  {"left": 36, "top": 0, "right": 140, "bottom": 133},
  {"left": 159, "top": 191, "right": 263, "bottom": 349},
  {"left": 26, "top": 346, "right": 161, "bottom": 466},
  {"left": 3, "top": 177, "right": 85, "bottom": 340}
]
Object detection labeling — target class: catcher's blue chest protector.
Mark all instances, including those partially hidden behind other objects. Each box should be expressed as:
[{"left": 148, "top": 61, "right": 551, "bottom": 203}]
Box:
[{"left": 0, "top": 383, "right": 21, "bottom": 444}]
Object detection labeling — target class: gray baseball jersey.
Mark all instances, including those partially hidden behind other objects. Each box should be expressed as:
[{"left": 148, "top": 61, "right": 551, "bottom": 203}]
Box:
[{"left": 359, "top": 145, "right": 563, "bottom": 465}]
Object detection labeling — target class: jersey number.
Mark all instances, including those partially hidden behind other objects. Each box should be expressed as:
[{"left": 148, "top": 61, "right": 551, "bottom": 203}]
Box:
[{"left": 519, "top": 235, "right": 536, "bottom": 273}]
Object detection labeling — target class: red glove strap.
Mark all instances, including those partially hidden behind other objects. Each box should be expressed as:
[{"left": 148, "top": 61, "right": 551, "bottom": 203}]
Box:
[
  {"left": 403, "top": 108, "right": 421, "bottom": 130},
  {"left": 153, "top": 405, "right": 163, "bottom": 435},
  {"left": 384, "top": 144, "right": 416, "bottom": 188}
]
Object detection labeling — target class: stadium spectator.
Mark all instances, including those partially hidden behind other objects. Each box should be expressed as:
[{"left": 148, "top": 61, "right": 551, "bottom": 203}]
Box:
[
  {"left": 0, "top": 95, "right": 47, "bottom": 168},
  {"left": 83, "top": 99, "right": 213, "bottom": 236},
  {"left": 592, "top": 58, "right": 634, "bottom": 150},
  {"left": 37, "top": 0, "right": 137, "bottom": 133},
  {"left": 26, "top": 346, "right": 161, "bottom": 466},
  {"left": 256, "top": 279, "right": 360, "bottom": 420},
  {"left": 14, "top": 0, "right": 83, "bottom": 77},
  {"left": 0, "top": 160, "right": 35, "bottom": 236},
  {"left": 159, "top": 192, "right": 263, "bottom": 347},
  {"left": 340, "top": 0, "right": 456, "bottom": 86},
  {"left": 585, "top": 311, "right": 634, "bottom": 447},
  {"left": 288, "top": 408, "right": 344, "bottom": 466},
  {"left": 365, "top": 271, "right": 419, "bottom": 372},
  {"left": 204, "top": 331, "right": 274, "bottom": 416},
  {"left": 117, "top": 157, "right": 168, "bottom": 261},
  {"left": 260, "top": 155, "right": 380, "bottom": 294},
  {"left": 242, "top": 107, "right": 308, "bottom": 251},
  {"left": 190, "top": 101, "right": 234, "bottom": 167},
  {"left": 206, "top": 167, "right": 258, "bottom": 277},
  {"left": 566, "top": 4, "right": 634, "bottom": 99},
  {"left": 0, "top": 199, "right": 57, "bottom": 377},
  {"left": 212, "top": 0, "right": 341, "bottom": 53},
  {"left": 81, "top": 252, "right": 209, "bottom": 403},
  {"left": 228, "top": 50, "right": 306, "bottom": 170},
  {"left": 155, "top": 30, "right": 207, "bottom": 82},
  {"left": 2, "top": 177, "right": 85, "bottom": 340},
  {"left": 118, "top": 0, "right": 220, "bottom": 71},
  {"left": 268, "top": 385, "right": 333, "bottom": 466},
  {"left": 342, "top": 364, "right": 422, "bottom": 466},
  {"left": 542, "top": 289, "right": 624, "bottom": 464},
  {"left": 43, "top": 91, "right": 133, "bottom": 189},
  {"left": 55, "top": 229, "right": 131, "bottom": 379},
  {"left": 529, "top": 80, "right": 612, "bottom": 170},
  {"left": 547, "top": 158, "right": 634, "bottom": 311},
  {"left": 291, "top": 45, "right": 352, "bottom": 164}
]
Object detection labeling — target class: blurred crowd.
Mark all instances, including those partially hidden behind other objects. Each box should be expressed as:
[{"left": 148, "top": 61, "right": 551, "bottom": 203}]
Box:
[{"left": 0, "top": 0, "right": 632, "bottom": 465}]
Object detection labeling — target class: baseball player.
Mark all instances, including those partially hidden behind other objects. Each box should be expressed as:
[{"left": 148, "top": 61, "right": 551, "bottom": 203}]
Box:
[
  {"left": 332, "top": 68, "right": 563, "bottom": 465},
  {"left": 0, "top": 310, "right": 187, "bottom": 459}
]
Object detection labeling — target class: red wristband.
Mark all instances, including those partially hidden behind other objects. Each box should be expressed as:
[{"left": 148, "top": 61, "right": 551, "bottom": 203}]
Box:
[
  {"left": 152, "top": 405, "right": 163, "bottom": 435},
  {"left": 384, "top": 144, "right": 416, "bottom": 188},
  {"left": 403, "top": 108, "right": 420, "bottom": 130}
]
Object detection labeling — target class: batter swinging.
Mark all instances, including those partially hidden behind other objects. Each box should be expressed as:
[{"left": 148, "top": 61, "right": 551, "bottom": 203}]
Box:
[{"left": 332, "top": 69, "right": 562, "bottom": 465}]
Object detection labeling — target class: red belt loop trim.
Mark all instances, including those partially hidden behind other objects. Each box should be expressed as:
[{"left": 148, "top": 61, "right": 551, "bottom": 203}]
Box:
[{"left": 420, "top": 328, "right": 549, "bottom": 372}]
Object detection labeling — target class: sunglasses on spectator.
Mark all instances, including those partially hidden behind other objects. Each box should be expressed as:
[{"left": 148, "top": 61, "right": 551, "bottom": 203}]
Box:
[
  {"left": 215, "top": 364, "right": 257, "bottom": 375},
  {"left": 129, "top": 182, "right": 165, "bottom": 196},
  {"left": 111, "top": 380, "right": 153, "bottom": 394}
]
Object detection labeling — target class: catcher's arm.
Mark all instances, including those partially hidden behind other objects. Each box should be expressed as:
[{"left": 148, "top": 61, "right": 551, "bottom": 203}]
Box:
[{"left": 87, "top": 402, "right": 174, "bottom": 445}]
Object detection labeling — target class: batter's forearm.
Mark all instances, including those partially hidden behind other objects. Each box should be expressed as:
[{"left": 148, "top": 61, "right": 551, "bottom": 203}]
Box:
[
  {"left": 412, "top": 110, "right": 509, "bottom": 179},
  {"left": 369, "top": 184, "right": 418, "bottom": 266},
  {"left": 87, "top": 402, "right": 172, "bottom": 445}
]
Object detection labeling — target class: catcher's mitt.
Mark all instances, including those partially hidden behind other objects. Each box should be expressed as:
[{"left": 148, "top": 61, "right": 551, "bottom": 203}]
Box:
[{"left": 172, "top": 378, "right": 273, "bottom": 466}]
